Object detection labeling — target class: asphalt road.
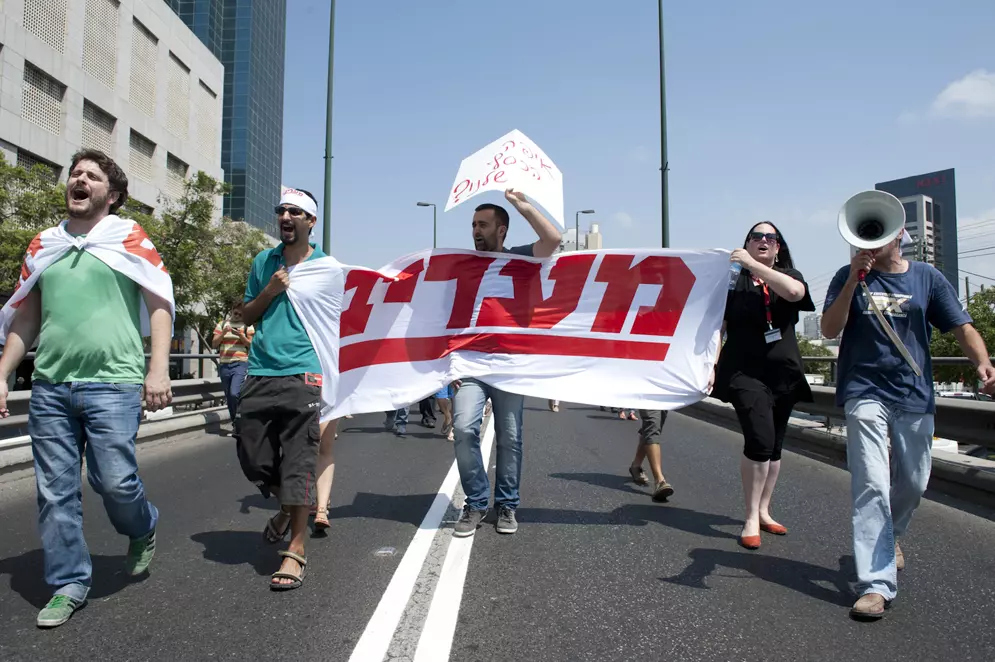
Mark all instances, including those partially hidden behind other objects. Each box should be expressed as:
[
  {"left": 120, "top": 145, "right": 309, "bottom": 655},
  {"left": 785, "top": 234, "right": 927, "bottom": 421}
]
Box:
[{"left": 1, "top": 403, "right": 993, "bottom": 661}]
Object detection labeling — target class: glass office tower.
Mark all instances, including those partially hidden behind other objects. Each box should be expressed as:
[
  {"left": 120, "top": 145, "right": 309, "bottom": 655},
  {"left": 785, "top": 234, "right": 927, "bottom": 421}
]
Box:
[{"left": 165, "top": 0, "right": 287, "bottom": 236}]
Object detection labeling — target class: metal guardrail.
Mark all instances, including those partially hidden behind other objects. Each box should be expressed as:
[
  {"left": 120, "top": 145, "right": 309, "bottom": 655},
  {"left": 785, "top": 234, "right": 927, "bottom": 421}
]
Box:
[
  {"left": 2, "top": 356, "right": 992, "bottom": 450},
  {"left": 793, "top": 386, "right": 995, "bottom": 451}
]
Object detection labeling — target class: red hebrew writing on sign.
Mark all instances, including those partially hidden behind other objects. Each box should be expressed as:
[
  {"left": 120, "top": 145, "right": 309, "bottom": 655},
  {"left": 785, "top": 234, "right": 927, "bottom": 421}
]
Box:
[
  {"left": 452, "top": 170, "right": 508, "bottom": 205},
  {"left": 592, "top": 255, "right": 696, "bottom": 336},
  {"left": 424, "top": 254, "right": 495, "bottom": 328},
  {"left": 476, "top": 254, "right": 597, "bottom": 328}
]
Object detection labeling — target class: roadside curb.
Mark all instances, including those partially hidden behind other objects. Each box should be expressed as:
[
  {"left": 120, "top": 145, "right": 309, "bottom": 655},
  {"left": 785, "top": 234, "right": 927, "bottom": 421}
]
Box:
[
  {"left": 683, "top": 398, "right": 995, "bottom": 511},
  {"left": 0, "top": 407, "right": 230, "bottom": 473}
]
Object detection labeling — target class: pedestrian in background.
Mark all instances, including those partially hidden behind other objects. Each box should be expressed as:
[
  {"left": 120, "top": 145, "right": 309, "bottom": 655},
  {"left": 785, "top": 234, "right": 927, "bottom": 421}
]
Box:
[{"left": 212, "top": 301, "right": 254, "bottom": 435}]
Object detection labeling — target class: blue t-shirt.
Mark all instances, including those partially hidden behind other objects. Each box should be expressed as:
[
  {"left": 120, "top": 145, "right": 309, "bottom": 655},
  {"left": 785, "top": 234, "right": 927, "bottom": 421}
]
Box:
[
  {"left": 244, "top": 242, "right": 326, "bottom": 376},
  {"left": 823, "top": 261, "right": 970, "bottom": 414}
]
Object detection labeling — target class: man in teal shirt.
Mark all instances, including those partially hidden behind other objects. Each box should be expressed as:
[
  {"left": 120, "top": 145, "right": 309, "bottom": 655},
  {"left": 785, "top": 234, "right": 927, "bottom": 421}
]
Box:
[{"left": 237, "top": 188, "right": 325, "bottom": 591}]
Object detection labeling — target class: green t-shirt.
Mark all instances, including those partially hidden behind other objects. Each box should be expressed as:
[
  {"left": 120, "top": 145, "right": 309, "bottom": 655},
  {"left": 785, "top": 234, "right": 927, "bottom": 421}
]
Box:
[
  {"left": 33, "top": 248, "right": 145, "bottom": 384},
  {"left": 244, "top": 243, "right": 325, "bottom": 376}
]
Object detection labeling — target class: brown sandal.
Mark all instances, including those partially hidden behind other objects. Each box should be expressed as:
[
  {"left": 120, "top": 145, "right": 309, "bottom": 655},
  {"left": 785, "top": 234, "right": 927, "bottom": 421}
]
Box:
[{"left": 314, "top": 507, "right": 330, "bottom": 530}]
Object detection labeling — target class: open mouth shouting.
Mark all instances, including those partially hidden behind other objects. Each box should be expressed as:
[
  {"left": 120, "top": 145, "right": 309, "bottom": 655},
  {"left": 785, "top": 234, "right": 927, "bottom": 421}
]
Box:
[{"left": 280, "top": 219, "right": 296, "bottom": 241}]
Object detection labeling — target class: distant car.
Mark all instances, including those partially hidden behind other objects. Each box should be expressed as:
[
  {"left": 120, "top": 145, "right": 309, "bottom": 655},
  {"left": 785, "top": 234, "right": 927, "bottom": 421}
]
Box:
[{"left": 937, "top": 391, "right": 993, "bottom": 402}]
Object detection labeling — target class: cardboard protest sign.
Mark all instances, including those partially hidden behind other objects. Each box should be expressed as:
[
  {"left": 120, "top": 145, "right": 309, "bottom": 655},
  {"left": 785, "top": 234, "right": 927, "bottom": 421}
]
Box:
[{"left": 444, "top": 129, "right": 565, "bottom": 228}]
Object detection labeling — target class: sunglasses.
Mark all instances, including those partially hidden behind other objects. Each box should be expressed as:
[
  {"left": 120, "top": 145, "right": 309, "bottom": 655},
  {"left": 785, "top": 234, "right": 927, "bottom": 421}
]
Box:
[
  {"left": 275, "top": 205, "right": 308, "bottom": 218},
  {"left": 748, "top": 232, "right": 778, "bottom": 243}
]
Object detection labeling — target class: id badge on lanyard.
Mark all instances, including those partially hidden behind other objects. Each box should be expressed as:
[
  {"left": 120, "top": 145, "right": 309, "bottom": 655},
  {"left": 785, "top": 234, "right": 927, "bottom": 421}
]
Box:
[{"left": 759, "top": 280, "right": 781, "bottom": 344}]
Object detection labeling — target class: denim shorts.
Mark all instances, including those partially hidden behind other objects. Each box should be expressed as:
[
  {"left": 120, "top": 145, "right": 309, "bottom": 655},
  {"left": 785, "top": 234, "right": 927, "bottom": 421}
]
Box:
[{"left": 435, "top": 383, "right": 454, "bottom": 400}]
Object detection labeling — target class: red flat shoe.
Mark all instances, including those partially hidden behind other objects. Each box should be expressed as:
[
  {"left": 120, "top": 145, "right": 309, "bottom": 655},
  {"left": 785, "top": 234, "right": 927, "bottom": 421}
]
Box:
[
  {"left": 738, "top": 535, "right": 761, "bottom": 550},
  {"left": 760, "top": 522, "right": 787, "bottom": 535}
]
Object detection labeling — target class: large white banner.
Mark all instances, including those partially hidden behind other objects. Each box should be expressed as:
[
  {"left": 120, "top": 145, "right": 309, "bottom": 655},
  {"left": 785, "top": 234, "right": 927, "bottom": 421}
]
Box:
[
  {"left": 287, "top": 248, "right": 730, "bottom": 421},
  {"left": 443, "top": 129, "right": 565, "bottom": 228}
]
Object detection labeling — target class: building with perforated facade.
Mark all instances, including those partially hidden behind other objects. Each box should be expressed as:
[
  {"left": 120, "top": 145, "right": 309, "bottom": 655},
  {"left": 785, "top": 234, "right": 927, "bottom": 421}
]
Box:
[{"left": 0, "top": 0, "right": 223, "bottom": 214}]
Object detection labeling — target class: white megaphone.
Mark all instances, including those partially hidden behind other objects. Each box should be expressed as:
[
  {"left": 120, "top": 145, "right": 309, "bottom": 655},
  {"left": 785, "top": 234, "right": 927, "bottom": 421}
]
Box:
[
  {"left": 837, "top": 189, "right": 922, "bottom": 376},
  {"left": 838, "top": 189, "right": 906, "bottom": 253}
]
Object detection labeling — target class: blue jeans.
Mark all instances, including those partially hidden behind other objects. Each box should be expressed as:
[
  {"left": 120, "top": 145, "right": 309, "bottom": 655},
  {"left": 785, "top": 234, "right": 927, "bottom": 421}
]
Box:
[
  {"left": 384, "top": 407, "right": 408, "bottom": 431},
  {"left": 219, "top": 361, "right": 248, "bottom": 428},
  {"left": 28, "top": 381, "right": 158, "bottom": 601},
  {"left": 452, "top": 378, "right": 524, "bottom": 511},
  {"left": 845, "top": 398, "right": 933, "bottom": 601}
]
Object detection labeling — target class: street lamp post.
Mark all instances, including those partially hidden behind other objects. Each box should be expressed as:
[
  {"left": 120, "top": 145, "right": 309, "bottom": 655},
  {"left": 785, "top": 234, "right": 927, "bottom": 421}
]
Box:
[
  {"left": 322, "top": 0, "right": 336, "bottom": 254},
  {"left": 658, "top": 0, "right": 669, "bottom": 248},
  {"left": 417, "top": 202, "right": 437, "bottom": 248},
  {"left": 575, "top": 209, "right": 595, "bottom": 251}
]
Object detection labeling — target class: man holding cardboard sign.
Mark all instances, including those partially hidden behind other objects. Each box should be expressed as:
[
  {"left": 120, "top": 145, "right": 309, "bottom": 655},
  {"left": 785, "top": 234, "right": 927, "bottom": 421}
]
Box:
[{"left": 452, "top": 188, "right": 562, "bottom": 537}]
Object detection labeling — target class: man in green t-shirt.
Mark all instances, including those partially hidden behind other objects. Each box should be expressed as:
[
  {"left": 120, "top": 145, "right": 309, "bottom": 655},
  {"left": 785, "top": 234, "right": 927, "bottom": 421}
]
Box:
[
  {"left": 237, "top": 188, "right": 326, "bottom": 591},
  {"left": 0, "top": 149, "right": 172, "bottom": 629}
]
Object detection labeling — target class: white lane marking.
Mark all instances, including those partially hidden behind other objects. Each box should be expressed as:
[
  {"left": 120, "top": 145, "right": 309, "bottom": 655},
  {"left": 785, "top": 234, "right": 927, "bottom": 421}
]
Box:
[
  {"left": 413, "top": 418, "right": 496, "bottom": 661},
  {"left": 348, "top": 415, "right": 495, "bottom": 661}
]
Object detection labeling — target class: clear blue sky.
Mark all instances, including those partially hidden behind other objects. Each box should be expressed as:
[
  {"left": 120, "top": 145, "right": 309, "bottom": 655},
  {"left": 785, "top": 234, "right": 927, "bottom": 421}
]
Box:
[{"left": 281, "top": 0, "right": 995, "bottom": 307}]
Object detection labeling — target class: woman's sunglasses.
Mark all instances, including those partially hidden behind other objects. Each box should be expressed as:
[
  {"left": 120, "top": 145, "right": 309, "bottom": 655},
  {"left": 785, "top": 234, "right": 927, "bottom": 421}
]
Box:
[
  {"left": 275, "top": 205, "right": 307, "bottom": 218},
  {"left": 748, "top": 232, "right": 778, "bottom": 243}
]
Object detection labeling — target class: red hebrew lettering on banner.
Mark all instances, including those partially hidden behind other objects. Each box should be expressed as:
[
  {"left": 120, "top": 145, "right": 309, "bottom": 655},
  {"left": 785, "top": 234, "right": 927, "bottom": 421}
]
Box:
[
  {"left": 424, "top": 253, "right": 494, "bottom": 328},
  {"left": 476, "top": 254, "right": 596, "bottom": 328},
  {"left": 341, "top": 269, "right": 387, "bottom": 338},
  {"left": 592, "top": 255, "right": 696, "bottom": 336},
  {"left": 282, "top": 247, "right": 731, "bottom": 418}
]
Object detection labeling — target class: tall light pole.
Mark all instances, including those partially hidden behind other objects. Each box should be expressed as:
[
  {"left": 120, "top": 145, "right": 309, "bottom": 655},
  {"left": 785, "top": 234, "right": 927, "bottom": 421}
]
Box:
[
  {"left": 417, "top": 202, "right": 437, "bottom": 248},
  {"left": 575, "top": 209, "right": 595, "bottom": 250},
  {"left": 322, "top": 0, "right": 336, "bottom": 254},
  {"left": 658, "top": 0, "right": 670, "bottom": 248}
]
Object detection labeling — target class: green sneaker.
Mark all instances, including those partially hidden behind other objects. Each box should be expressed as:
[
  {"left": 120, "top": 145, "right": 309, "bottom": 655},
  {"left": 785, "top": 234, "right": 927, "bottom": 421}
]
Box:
[
  {"left": 126, "top": 528, "right": 157, "bottom": 576},
  {"left": 37, "top": 594, "right": 85, "bottom": 628}
]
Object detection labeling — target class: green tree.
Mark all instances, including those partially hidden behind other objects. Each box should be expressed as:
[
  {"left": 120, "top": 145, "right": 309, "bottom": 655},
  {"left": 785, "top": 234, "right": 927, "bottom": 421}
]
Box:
[
  {"left": 930, "top": 287, "right": 995, "bottom": 388},
  {"left": 0, "top": 159, "right": 267, "bottom": 346},
  {"left": 0, "top": 154, "right": 67, "bottom": 294},
  {"left": 797, "top": 338, "right": 835, "bottom": 382},
  {"left": 139, "top": 172, "right": 268, "bottom": 344}
]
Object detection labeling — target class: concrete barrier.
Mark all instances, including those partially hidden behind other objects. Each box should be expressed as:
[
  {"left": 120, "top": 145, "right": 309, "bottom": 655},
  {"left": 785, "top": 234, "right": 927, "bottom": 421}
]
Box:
[
  {"left": 684, "top": 397, "right": 995, "bottom": 510},
  {"left": 0, "top": 406, "right": 230, "bottom": 472}
]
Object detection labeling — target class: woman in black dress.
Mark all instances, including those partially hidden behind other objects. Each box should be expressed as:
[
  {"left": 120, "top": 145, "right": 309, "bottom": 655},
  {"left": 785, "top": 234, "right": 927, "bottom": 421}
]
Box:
[{"left": 711, "top": 222, "right": 814, "bottom": 550}]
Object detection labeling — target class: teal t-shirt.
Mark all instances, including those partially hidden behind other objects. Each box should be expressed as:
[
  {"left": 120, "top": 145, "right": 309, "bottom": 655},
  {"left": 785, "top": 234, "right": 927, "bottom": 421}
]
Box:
[{"left": 244, "top": 243, "right": 325, "bottom": 376}]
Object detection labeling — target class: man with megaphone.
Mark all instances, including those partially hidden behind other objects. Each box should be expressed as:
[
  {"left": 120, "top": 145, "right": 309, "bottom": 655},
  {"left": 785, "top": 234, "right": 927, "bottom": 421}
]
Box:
[{"left": 821, "top": 191, "right": 995, "bottom": 621}]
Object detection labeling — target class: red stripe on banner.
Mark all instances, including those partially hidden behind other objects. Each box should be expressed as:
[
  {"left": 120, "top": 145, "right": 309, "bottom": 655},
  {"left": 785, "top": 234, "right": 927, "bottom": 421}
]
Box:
[{"left": 339, "top": 334, "right": 670, "bottom": 372}]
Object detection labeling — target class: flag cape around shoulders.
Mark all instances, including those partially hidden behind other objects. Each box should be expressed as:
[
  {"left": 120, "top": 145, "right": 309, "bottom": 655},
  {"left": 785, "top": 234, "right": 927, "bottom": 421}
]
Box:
[
  {"left": 0, "top": 215, "right": 175, "bottom": 343},
  {"left": 285, "top": 248, "right": 730, "bottom": 422}
]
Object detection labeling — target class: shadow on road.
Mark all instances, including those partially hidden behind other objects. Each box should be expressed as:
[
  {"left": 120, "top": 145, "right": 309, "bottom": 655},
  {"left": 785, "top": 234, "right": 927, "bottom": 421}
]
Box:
[
  {"left": 327, "top": 492, "right": 439, "bottom": 526},
  {"left": 660, "top": 548, "right": 856, "bottom": 607},
  {"left": 338, "top": 425, "right": 443, "bottom": 440},
  {"left": 0, "top": 549, "right": 145, "bottom": 608},
  {"left": 189, "top": 531, "right": 276, "bottom": 577},
  {"left": 549, "top": 471, "right": 645, "bottom": 496},
  {"left": 236, "top": 492, "right": 281, "bottom": 515},
  {"left": 516, "top": 504, "right": 740, "bottom": 539}
]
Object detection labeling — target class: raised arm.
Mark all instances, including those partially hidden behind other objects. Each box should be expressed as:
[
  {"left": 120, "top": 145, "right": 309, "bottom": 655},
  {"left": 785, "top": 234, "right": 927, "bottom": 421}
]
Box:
[
  {"left": 822, "top": 252, "right": 873, "bottom": 339},
  {"left": 731, "top": 250, "right": 807, "bottom": 302},
  {"left": 504, "top": 189, "right": 562, "bottom": 258}
]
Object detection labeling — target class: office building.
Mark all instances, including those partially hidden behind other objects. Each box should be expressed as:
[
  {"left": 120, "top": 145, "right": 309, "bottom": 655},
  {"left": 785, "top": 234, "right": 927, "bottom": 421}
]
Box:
[
  {"left": 0, "top": 0, "right": 223, "bottom": 212},
  {"left": 166, "top": 0, "right": 287, "bottom": 237},
  {"left": 876, "top": 169, "right": 959, "bottom": 295},
  {"left": 802, "top": 313, "right": 822, "bottom": 340},
  {"left": 585, "top": 223, "right": 603, "bottom": 250}
]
